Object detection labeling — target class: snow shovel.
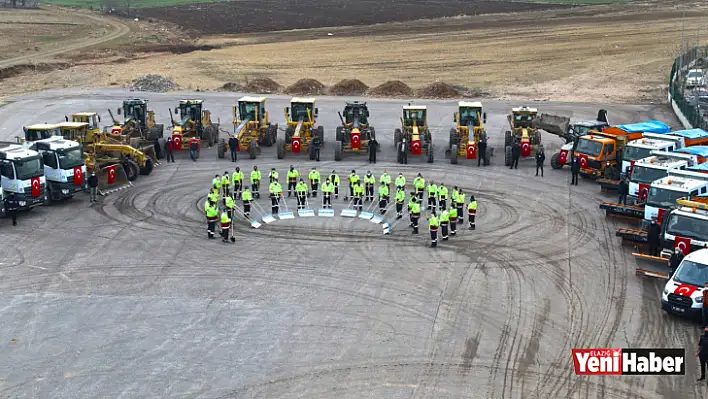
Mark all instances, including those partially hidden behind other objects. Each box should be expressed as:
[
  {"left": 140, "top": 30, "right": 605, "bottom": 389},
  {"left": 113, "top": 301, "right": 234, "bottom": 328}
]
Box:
[
  {"left": 299, "top": 195, "right": 315, "bottom": 217},
  {"left": 318, "top": 194, "right": 334, "bottom": 217},
  {"left": 234, "top": 204, "right": 261, "bottom": 229},
  {"left": 253, "top": 200, "right": 276, "bottom": 224},
  {"left": 358, "top": 198, "right": 376, "bottom": 220},
  {"left": 383, "top": 211, "right": 409, "bottom": 235},
  {"left": 278, "top": 195, "right": 295, "bottom": 220},
  {"left": 371, "top": 200, "right": 395, "bottom": 224},
  {"left": 341, "top": 198, "right": 357, "bottom": 218}
]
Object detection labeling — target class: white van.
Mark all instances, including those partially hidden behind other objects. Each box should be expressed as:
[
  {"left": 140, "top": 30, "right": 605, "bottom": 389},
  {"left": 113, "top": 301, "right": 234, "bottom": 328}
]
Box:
[{"left": 661, "top": 248, "right": 708, "bottom": 318}]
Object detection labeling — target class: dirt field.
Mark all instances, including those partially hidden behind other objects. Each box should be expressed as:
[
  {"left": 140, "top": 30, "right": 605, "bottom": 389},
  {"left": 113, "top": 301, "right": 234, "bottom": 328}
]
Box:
[{"left": 139, "top": 0, "right": 572, "bottom": 35}]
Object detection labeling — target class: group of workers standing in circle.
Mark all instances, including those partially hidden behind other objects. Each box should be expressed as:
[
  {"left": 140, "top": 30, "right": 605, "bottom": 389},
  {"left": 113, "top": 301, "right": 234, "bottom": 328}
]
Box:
[{"left": 203, "top": 165, "right": 478, "bottom": 247}]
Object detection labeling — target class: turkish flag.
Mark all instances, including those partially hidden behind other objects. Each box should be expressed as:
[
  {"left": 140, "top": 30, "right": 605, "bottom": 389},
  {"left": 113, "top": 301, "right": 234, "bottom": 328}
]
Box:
[
  {"left": 73, "top": 166, "right": 83, "bottom": 185},
  {"left": 466, "top": 143, "right": 476, "bottom": 159},
  {"left": 111, "top": 127, "right": 122, "bottom": 135},
  {"left": 351, "top": 131, "right": 360, "bottom": 150},
  {"left": 173, "top": 135, "right": 182, "bottom": 150},
  {"left": 579, "top": 154, "right": 588, "bottom": 169},
  {"left": 558, "top": 150, "right": 567, "bottom": 165},
  {"left": 674, "top": 236, "right": 692, "bottom": 255},
  {"left": 638, "top": 183, "right": 649, "bottom": 202},
  {"left": 674, "top": 283, "right": 698, "bottom": 297},
  {"left": 30, "top": 177, "right": 40, "bottom": 197},
  {"left": 292, "top": 136, "right": 301, "bottom": 154},
  {"left": 411, "top": 140, "right": 422, "bottom": 155},
  {"left": 107, "top": 165, "right": 116, "bottom": 185},
  {"left": 629, "top": 160, "right": 635, "bottom": 177},
  {"left": 657, "top": 208, "right": 666, "bottom": 225},
  {"left": 521, "top": 142, "right": 531, "bottom": 157}
]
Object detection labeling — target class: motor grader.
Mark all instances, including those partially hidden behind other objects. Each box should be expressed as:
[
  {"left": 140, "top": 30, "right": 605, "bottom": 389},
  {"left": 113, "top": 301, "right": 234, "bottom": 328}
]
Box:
[
  {"left": 220, "top": 96, "right": 278, "bottom": 160},
  {"left": 394, "top": 104, "right": 433, "bottom": 164},
  {"left": 169, "top": 100, "right": 220, "bottom": 156},
  {"left": 504, "top": 106, "right": 541, "bottom": 166},
  {"left": 21, "top": 123, "right": 61, "bottom": 142},
  {"left": 334, "top": 101, "right": 376, "bottom": 161},
  {"left": 446, "top": 101, "right": 491, "bottom": 165},
  {"left": 108, "top": 99, "right": 164, "bottom": 141},
  {"left": 276, "top": 97, "right": 324, "bottom": 160}
]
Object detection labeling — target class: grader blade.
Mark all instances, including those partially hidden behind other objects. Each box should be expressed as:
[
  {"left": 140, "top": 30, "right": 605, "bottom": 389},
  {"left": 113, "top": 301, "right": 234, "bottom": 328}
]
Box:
[
  {"left": 97, "top": 164, "right": 132, "bottom": 196},
  {"left": 140, "top": 144, "right": 159, "bottom": 165}
]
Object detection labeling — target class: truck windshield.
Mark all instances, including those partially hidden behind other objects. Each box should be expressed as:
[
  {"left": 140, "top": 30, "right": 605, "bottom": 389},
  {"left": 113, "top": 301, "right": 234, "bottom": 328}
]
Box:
[
  {"left": 575, "top": 138, "right": 602, "bottom": 157},
  {"left": 239, "top": 102, "right": 258, "bottom": 121},
  {"left": 666, "top": 213, "right": 708, "bottom": 241},
  {"left": 57, "top": 147, "right": 83, "bottom": 169},
  {"left": 673, "top": 260, "right": 708, "bottom": 287},
  {"left": 14, "top": 156, "right": 43, "bottom": 180},
  {"left": 291, "top": 103, "right": 313, "bottom": 121},
  {"left": 647, "top": 187, "right": 686, "bottom": 209},
  {"left": 631, "top": 166, "right": 667, "bottom": 184},
  {"left": 623, "top": 146, "right": 653, "bottom": 162}
]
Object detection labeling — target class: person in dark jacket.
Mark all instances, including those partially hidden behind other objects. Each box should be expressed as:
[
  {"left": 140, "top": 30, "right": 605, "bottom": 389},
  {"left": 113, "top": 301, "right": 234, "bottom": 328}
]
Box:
[
  {"left": 478, "top": 139, "right": 487, "bottom": 167},
  {"left": 228, "top": 135, "right": 238, "bottom": 162},
  {"left": 697, "top": 326, "right": 708, "bottom": 381},
  {"left": 368, "top": 138, "right": 377, "bottom": 164},
  {"left": 647, "top": 219, "right": 661, "bottom": 256},
  {"left": 703, "top": 283, "right": 708, "bottom": 327},
  {"left": 570, "top": 156, "right": 580, "bottom": 185},
  {"left": 312, "top": 136, "right": 322, "bottom": 162},
  {"left": 88, "top": 172, "right": 99, "bottom": 203},
  {"left": 164, "top": 137, "right": 175, "bottom": 163},
  {"left": 510, "top": 140, "right": 521, "bottom": 169},
  {"left": 535, "top": 147, "right": 546, "bottom": 177},
  {"left": 668, "top": 247, "right": 684, "bottom": 278},
  {"left": 153, "top": 137, "right": 163, "bottom": 160},
  {"left": 618, "top": 177, "right": 629, "bottom": 205}
]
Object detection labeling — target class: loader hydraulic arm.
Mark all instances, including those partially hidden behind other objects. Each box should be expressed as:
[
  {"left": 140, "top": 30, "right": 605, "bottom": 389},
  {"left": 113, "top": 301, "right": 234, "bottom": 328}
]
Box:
[
  {"left": 168, "top": 109, "right": 176, "bottom": 126},
  {"left": 107, "top": 109, "right": 120, "bottom": 126}
]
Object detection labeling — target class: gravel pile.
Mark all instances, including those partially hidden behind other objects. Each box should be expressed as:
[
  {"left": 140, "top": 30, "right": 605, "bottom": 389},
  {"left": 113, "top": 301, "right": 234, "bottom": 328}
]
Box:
[
  {"left": 368, "top": 80, "right": 413, "bottom": 97},
  {"left": 329, "top": 79, "right": 369, "bottom": 96},
  {"left": 131, "top": 74, "right": 178, "bottom": 92},
  {"left": 285, "top": 78, "right": 326, "bottom": 95}
]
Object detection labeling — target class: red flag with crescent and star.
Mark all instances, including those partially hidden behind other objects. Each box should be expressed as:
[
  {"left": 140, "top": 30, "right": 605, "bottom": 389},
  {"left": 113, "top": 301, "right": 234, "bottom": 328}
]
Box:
[
  {"left": 638, "top": 183, "right": 650, "bottom": 202},
  {"left": 674, "top": 236, "right": 691, "bottom": 255},
  {"left": 674, "top": 283, "right": 698, "bottom": 297},
  {"left": 30, "top": 177, "right": 40, "bottom": 197},
  {"left": 73, "top": 166, "right": 83, "bottom": 185},
  {"left": 579, "top": 154, "right": 588, "bottom": 169},
  {"left": 107, "top": 165, "right": 116, "bottom": 185}
]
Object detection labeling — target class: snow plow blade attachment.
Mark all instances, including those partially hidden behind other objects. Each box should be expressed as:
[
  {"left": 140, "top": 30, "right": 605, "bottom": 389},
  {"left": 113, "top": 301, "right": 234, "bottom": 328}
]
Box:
[
  {"left": 616, "top": 227, "right": 647, "bottom": 244},
  {"left": 633, "top": 252, "right": 670, "bottom": 280},
  {"left": 532, "top": 113, "right": 571, "bottom": 137},
  {"left": 600, "top": 202, "right": 644, "bottom": 219},
  {"left": 97, "top": 164, "right": 132, "bottom": 196},
  {"left": 598, "top": 178, "right": 619, "bottom": 191}
]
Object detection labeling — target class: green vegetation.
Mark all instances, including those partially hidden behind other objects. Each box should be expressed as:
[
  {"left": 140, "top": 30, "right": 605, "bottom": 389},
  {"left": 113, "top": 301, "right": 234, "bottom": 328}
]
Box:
[{"left": 41, "top": 0, "right": 221, "bottom": 9}]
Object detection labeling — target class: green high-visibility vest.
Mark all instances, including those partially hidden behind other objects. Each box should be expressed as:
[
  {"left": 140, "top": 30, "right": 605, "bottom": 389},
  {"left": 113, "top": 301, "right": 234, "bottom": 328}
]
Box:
[
  {"left": 206, "top": 204, "right": 218, "bottom": 218},
  {"left": 309, "top": 170, "right": 320, "bottom": 181},
  {"left": 242, "top": 190, "right": 253, "bottom": 201},
  {"left": 354, "top": 184, "right": 364, "bottom": 196},
  {"left": 449, "top": 207, "right": 458, "bottom": 219},
  {"left": 269, "top": 182, "right": 282, "bottom": 194},
  {"left": 410, "top": 202, "right": 421, "bottom": 214},
  {"left": 378, "top": 185, "right": 389, "bottom": 197},
  {"left": 380, "top": 173, "right": 391, "bottom": 185},
  {"left": 468, "top": 201, "right": 477, "bottom": 212},
  {"left": 221, "top": 175, "right": 230, "bottom": 186},
  {"left": 427, "top": 184, "right": 437, "bottom": 196},
  {"left": 251, "top": 170, "right": 261, "bottom": 183},
  {"left": 232, "top": 171, "right": 244, "bottom": 183},
  {"left": 212, "top": 177, "right": 222, "bottom": 189},
  {"left": 440, "top": 211, "right": 450, "bottom": 223},
  {"left": 269, "top": 170, "right": 279, "bottom": 180},
  {"left": 296, "top": 182, "right": 308, "bottom": 193},
  {"left": 414, "top": 177, "right": 425, "bottom": 189},
  {"left": 457, "top": 193, "right": 466, "bottom": 205},
  {"left": 395, "top": 190, "right": 405, "bottom": 203},
  {"left": 225, "top": 196, "right": 235, "bottom": 209},
  {"left": 329, "top": 174, "right": 340, "bottom": 185},
  {"left": 438, "top": 186, "right": 448, "bottom": 199},
  {"left": 322, "top": 182, "right": 334, "bottom": 193},
  {"left": 395, "top": 175, "right": 406, "bottom": 186},
  {"left": 287, "top": 169, "right": 299, "bottom": 179},
  {"left": 429, "top": 216, "right": 439, "bottom": 229},
  {"left": 364, "top": 175, "right": 375, "bottom": 185},
  {"left": 349, "top": 173, "right": 360, "bottom": 184},
  {"left": 221, "top": 211, "right": 231, "bottom": 224}
]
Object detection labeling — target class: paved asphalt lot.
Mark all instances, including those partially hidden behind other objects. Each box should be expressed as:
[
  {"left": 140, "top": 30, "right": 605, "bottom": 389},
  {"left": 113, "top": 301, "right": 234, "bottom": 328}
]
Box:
[{"left": 0, "top": 89, "right": 704, "bottom": 398}]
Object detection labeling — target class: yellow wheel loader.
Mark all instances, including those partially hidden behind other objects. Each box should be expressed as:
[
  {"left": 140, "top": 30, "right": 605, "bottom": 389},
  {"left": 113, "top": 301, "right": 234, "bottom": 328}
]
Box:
[
  {"left": 277, "top": 97, "right": 324, "bottom": 160},
  {"left": 394, "top": 104, "right": 433, "bottom": 164}
]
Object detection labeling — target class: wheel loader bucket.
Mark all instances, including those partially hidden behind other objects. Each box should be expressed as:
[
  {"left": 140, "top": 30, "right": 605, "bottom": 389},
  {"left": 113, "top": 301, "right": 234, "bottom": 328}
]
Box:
[
  {"left": 532, "top": 114, "right": 571, "bottom": 136},
  {"left": 97, "top": 164, "right": 132, "bottom": 196}
]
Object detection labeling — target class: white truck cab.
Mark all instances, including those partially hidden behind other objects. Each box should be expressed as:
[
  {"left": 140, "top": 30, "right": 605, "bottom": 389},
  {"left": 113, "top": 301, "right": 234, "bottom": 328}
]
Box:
[
  {"left": 622, "top": 135, "right": 681, "bottom": 174},
  {"left": 628, "top": 151, "right": 696, "bottom": 202},
  {"left": 662, "top": 248, "right": 708, "bottom": 318},
  {"left": 29, "top": 136, "right": 86, "bottom": 201},
  {"left": 645, "top": 169, "right": 708, "bottom": 223},
  {"left": 0, "top": 143, "right": 46, "bottom": 211}
]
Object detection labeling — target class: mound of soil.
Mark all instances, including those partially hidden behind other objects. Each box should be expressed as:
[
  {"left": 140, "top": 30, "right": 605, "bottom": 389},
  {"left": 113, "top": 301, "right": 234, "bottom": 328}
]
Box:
[
  {"left": 219, "top": 82, "right": 243, "bottom": 92},
  {"left": 368, "top": 80, "right": 413, "bottom": 97},
  {"left": 0, "top": 62, "right": 71, "bottom": 81},
  {"left": 329, "top": 79, "right": 369, "bottom": 96},
  {"left": 417, "top": 82, "right": 460, "bottom": 99},
  {"left": 285, "top": 78, "right": 326, "bottom": 95},
  {"left": 131, "top": 74, "right": 178, "bottom": 92},
  {"left": 243, "top": 78, "right": 281, "bottom": 94}
]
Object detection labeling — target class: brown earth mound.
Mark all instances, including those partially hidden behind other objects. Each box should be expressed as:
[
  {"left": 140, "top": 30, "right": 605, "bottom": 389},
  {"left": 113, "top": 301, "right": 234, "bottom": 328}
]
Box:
[
  {"left": 329, "top": 79, "right": 369, "bottom": 96},
  {"left": 243, "top": 78, "right": 281, "bottom": 94},
  {"left": 0, "top": 62, "right": 71, "bottom": 81},
  {"left": 368, "top": 80, "right": 413, "bottom": 97},
  {"left": 417, "top": 82, "right": 460, "bottom": 99},
  {"left": 285, "top": 78, "right": 326, "bottom": 95},
  {"left": 219, "top": 82, "right": 243, "bottom": 92}
]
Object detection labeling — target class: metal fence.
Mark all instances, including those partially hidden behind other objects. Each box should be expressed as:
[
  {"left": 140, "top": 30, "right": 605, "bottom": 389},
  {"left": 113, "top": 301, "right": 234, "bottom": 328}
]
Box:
[{"left": 670, "top": 45, "right": 708, "bottom": 131}]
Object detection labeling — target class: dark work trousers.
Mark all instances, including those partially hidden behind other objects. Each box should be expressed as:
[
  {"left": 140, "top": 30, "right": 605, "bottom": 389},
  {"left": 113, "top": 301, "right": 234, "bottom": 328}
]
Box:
[
  {"left": 428, "top": 196, "right": 436, "bottom": 209},
  {"left": 349, "top": 184, "right": 355, "bottom": 199},
  {"left": 396, "top": 202, "right": 403, "bottom": 217},
  {"left": 314, "top": 148, "right": 320, "bottom": 162},
  {"left": 365, "top": 184, "right": 374, "bottom": 201},
  {"left": 354, "top": 196, "right": 362, "bottom": 211},
  {"left": 334, "top": 185, "right": 339, "bottom": 199},
  {"left": 233, "top": 181, "right": 242, "bottom": 195},
  {"left": 703, "top": 308, "right": 708, "bottom": 327},
  {"left": 190, "top": 148, "right": 198, "bottom": 162},
  {"left": 571, "top": 173, "right": 579, "bottom": 185},
  {"left": 430, "top": 229, "right": 438, "bottom": 246},
  {"left": 271, "top": 195, "right": 279, "bottom": 214},
  {"left": 310, "top": 181, "right": 319, "bottom": 197},
  {"left": 478, "top": 153, "right": 483, "bottom": 167},
  {"left": 379, "top": 198, "right": 387, "bottom": 213},
  {"left": 223, "top": 185, "right": 230, "bottom": 199},
  {"left": 207, "top": 220, "right": 216, "bottom": 238},
  {"left": 166, "top": 150, "right": 174, "bottom": 162},
  {"left": 439, "top": 198, "right": 447, "bottom": 211},
  {"left": 701, "top": 356, "right": 708, "bottom": 379},
  {"left": 411, "top": 214, "right": 420, "bottom": 234},
  {"left": 230, "top": 149, "right": 237, "bottom": 162},
  {"left": 323, "top": 193, "right": 332, "bottom": 208},
  {"left": 649, "top": 243, "right": 660, "bottom": 257},
  {"left": 417, "top": 189, "right": 424, "bottom": 201},
  {"left": 10, "top": 210, "right": 17, "bottom": 226},
  {"left": 441, "top": 222, "right": 449, "bottom": 240},
  {"left": 457, "top": 204, "right": 464, "bottom": 223},
  {"left": 288, "top": 180, "right": 296, "bottom": 197},
  {"left": 510, "top": 156, "right": 519, "bottom": 169},
  {"left": 450, "top": 219, "right": 457, "bottom": 235},
  {"left": 618, "top": 193, "right": 627, "bottom": 205},
  {"left": 536, "top": 164, "right": 543, "bottom": 177},
  {"left": 251, "top": 182, "right": 259, "bottom": 198},
  {"left": 469, "top": 213, "right": 476, "bottom": 230},
  {"left": 243, "top": 202, "right": 251, "bottom": 217},
  {"left": 221, "top": 225, "right": 230, "bottom": 241},
  {"left": 297, "top": 193, "right": 306, "bottom": 209}
]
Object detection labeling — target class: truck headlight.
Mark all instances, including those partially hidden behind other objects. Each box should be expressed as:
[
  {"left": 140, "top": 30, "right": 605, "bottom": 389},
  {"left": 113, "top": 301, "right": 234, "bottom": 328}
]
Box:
[
  {"left": 664, "top": 289, "right": 669, "bottom": 296},
  {"left": 696, "top": 296, "right": 704, "bottom": 303},
  {"left": 18, "top": 201, "right": 26, "bottom": 206},
  {"left": 61, "top": 189, "right": 69, "bottom": 194}
]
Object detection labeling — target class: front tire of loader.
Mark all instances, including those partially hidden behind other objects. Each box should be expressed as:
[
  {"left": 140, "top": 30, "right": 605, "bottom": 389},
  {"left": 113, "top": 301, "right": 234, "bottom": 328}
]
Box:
[
  {"left": 334, "top": 140, "right": 343, "bottom": 161},
  {"left": 149, "top": 125, "right": 164, "bottom": 140},
  {"left": 276, "top": 139, "right": 285, "bottom": 160},
  {"left": 484, "top": 150, "right": 490, "bottom": 165},
  {"left": 451, "top": 145, "right": 458, "bottom": 164},
  {"left": 139, "top": 158, "right": 154, "bottom": 175},
  {"left": 336, "top": 126, "right": 344, "bottom": 142},
  {"left": 207, "top": 126, "right": 216, "bottom": 147},
  {"left": 427, "top": 142, "right": 434, "bottom": 163},
  {"left": 505, "top": 145, "right": 512, "bottom": 166},
  {"left": 123, "top": 159, "right": 140, "bottom": 181},
  {"left": 550, "top": 152, "right": 563, "bottom": 169},
  {"left": 249, "top": 139, "right": 257, "bottom": 160},
  {"left": 504, "top": 131, "right": 511, "bottom": 147},
  {"left": 217, "top": 138, "right": 226, "bottom": 159},
  {"left": 449, "top": 128, "right": 456, "bottom": 150}
]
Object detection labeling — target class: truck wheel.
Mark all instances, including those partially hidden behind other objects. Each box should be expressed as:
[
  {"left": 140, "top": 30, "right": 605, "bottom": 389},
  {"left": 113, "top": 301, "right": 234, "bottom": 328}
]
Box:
[
  {"left": 336, "top": 126, "right": 343, "bottom": 142},
  {"left": 217, "top": 138, "right": 226, "bottom": 159},
  {"left": 276, "top": 139, "right": 285, "bottom": 159},
  {"left": 207, "top": 126, "right": 216, "bottom": 147},
  {"left": 449, "top": 128, "right": 456, "bottom": 150},
  {"left": 504, "top": 131, "right": 511, "bottom": 147},
  {"left": 317, "top": 126, "right": 325, "bottom": 143},
  {"left": 334, "top": 140, "right": 343, "bottom": 161},
  {"left": 427, "top": 142, "right": 434, "bottom": 163},
  {"left": 550, "top": 153, "right": 563, "bottom": 169},
  {"left": 451, "top": 145, "right": 458, "bottom": 164},
  {"left": 249, "top": 139, "right": 258, "bottom": 159},
  {"left": 123, "top": 159, "right": 139, "bottom": 181},
  {"left": 484, "top": 150, "right": 490, "bottom": 165},
  {"left": 394, "top": 128, "right": 402, "bottom": 149},
  {"left": 505, "top": 145, "right": 512, "bottom": 166},
  {"left": 139, "top": 158, "right": 154, "bottom": 175}
]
